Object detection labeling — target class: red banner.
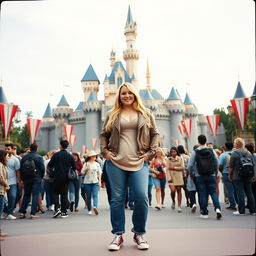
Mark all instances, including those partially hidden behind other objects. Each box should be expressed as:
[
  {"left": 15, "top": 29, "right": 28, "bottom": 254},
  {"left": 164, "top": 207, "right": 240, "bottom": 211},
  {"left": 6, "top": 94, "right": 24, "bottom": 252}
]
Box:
[
  {"left": 27, "top": 118, "right": 41, "bottom": 143},
  {"left": 0, "top": 104, "right": 18, "bottom": 138},
  {"left": 205, "top": 114, "right": 220, "bottom": 136},
  {"left": 70, "top": 135, "right": 77, "bottom": 148},
  {"left": 64, "top": 125, "right": 75, "bottom": 142},
  {"left": 91, "top": 138, "right": 98, "bottom": 149},
  {"left": 181, "top": 119, "right": 192, "bottom": 138}
]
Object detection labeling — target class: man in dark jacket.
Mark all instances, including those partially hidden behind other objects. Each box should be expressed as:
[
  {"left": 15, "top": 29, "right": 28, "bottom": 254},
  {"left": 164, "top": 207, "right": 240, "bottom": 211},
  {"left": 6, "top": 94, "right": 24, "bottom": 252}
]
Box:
[
  {"left": 48, "top": 140, "right": 76, "bottom": 218},
  {"left": 19, "top": 143, "right": 45, "bottom": 219}
]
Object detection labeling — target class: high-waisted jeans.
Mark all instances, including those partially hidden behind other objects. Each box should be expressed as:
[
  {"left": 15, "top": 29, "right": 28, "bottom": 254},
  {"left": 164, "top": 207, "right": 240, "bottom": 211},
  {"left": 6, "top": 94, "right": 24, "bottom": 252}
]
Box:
[{"left": 106, "top": 160, "right": 149, "bottom": 235}]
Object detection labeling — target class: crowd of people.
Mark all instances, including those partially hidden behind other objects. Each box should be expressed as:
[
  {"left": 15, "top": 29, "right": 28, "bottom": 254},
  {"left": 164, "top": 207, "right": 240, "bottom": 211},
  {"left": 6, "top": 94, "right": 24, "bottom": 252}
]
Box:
[{"left": 0, "top": 83, "right": 256, "bottom": 251}]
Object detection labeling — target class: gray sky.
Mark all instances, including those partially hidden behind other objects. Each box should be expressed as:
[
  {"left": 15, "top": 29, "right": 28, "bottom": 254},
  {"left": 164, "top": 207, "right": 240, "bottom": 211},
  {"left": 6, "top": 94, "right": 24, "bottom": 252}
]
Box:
[{"left": 0, "top": 0, "right": 255, "bottom": 122}]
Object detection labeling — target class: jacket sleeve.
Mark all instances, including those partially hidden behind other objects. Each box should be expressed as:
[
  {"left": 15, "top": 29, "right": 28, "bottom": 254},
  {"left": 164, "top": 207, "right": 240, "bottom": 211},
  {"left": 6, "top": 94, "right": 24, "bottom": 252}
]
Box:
[
  {"left": 37, "top": 156, "right": 45, "bottom": 179},
  {"left": 147, "top": 112, "right": 159, "bottom": 159},
  {"left": 100, "top": 114, "right": 111, "bottom": 158},
  {"left": 70, "top": 155, "right": 77, "bottom": 172}
]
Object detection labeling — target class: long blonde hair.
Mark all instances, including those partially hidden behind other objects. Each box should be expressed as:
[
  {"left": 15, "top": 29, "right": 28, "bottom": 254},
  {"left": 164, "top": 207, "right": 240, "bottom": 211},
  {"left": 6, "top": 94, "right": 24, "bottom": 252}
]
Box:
[{"left": 105, "top": 82, "right": 152, "bottom": 132}]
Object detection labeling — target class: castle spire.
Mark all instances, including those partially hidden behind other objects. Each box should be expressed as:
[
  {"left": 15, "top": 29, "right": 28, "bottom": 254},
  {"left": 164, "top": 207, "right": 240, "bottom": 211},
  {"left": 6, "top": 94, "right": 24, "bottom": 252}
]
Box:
[{"left": 146, "top": 60, "right": 152, "bottom": 91}]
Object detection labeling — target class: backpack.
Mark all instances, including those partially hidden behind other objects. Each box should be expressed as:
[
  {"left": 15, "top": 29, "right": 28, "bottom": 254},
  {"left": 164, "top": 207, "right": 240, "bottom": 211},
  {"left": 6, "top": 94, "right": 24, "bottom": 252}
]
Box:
[
  {"left": 21, "top": 156, "right": 37, "bottom": 178},
  {"left": 195, "top": 148, "right": 215, "bottom": 176},
  {"left": 235, "top": 151, "right": 254, "bottom": 178}
]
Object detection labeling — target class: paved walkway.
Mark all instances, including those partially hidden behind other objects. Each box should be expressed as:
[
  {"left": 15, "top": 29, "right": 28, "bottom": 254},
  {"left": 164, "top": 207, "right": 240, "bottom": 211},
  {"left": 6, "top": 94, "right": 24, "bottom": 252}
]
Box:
[{"left": 1, "top": 189, "right": 255, "bottom": 256}]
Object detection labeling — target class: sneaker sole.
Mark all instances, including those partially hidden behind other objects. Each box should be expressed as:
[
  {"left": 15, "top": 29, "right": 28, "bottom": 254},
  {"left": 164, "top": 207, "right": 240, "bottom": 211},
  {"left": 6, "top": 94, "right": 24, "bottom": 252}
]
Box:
[
  {"left": 108, "top": 244, "right": 123, "bottom": 251},
  {"left": 53, "top": 211, "right": 61, "bottom": 218}
]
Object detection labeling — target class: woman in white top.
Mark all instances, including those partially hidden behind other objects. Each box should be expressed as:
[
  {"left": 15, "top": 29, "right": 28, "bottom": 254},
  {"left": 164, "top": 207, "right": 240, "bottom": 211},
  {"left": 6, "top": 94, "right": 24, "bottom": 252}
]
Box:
[{"left": 81, "top": 150, "right": 102, "bottom": 215}]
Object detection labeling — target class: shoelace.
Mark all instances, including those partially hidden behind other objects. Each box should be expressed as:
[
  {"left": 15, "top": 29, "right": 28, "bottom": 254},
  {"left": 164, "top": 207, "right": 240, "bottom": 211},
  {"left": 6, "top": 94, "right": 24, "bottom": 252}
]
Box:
[
  {"left": 135, "top": 235, "right": 147, "bottom": 244},
  {"left": 111, "top": 235, "right": 122, "bottom": 245}
]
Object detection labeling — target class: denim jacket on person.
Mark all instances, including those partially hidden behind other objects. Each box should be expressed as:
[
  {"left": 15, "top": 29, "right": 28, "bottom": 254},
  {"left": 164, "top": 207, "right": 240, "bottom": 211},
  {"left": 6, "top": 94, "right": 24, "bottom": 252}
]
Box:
[{"left": 100, "top": 110, "right": 159, "bottom": 160}]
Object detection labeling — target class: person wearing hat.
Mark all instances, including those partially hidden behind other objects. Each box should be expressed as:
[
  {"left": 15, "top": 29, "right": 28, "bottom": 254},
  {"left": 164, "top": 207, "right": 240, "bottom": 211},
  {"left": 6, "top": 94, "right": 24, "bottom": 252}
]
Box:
[
  {"left": 100, "top": 82, "right": 159, "bottom": 251},
  {"left": 81, "top": 150, "right": 102, "bottom": 215}
]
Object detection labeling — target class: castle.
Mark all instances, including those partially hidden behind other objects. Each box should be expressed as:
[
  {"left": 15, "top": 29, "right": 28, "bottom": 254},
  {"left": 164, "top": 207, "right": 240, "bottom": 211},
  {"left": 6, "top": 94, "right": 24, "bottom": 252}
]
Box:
[{"left": 37, "top": 5, "right": 229, "bottom": 153}]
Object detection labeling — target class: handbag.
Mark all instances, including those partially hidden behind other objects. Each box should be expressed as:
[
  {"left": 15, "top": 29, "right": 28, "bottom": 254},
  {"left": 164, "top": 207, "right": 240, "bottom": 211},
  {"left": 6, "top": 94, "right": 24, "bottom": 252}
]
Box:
[{"left": 68, "top": 168, "right": 78, "bottom": 181}]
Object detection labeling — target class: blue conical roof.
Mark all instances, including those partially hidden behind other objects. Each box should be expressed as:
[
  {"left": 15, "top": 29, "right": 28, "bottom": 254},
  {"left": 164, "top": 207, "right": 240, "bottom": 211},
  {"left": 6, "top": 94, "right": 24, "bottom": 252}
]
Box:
[
  {"left": 43, "top": 103, "right": 52, "bottom": 117},
  {"left": 139, "top": 89, "right": 154, "bottom": 100},
  {"left": 233, "top": 81, "right": 246, "bottom": 99},
  {"left": 57, "top": 95, "right": 69, "bottom": 106},
  {"left": 0, "top": 86, "right": 8, "bottom": 103},
  {"left": 75, "top": 102, "right": 83, "bottom": 111},
  {"left": 184, "top": 93, "right": 193, "bottom": 105},
  {"left": 108, "top": 61, "right": 131, "bottom": 84},
  {"left": 87, "top": 91, "right": 97, "bottom": 102},
  {"left": 126, "top": 5, "right": 133, "bottom": 24},
  {"left": 104, "top": 74, "right": 109, "bottom": 81},
  {"left": 81, "top": 64, "right": 100, "bottom": 82},
  {"left": 176, "top": 89, "right": 181, "bottom": 100},
  {"left": 151, "top": 89, "right": 164, "bottom": 100},
  {"left": 167, "top": 87, "right": 179, "bottom": 100},
  {"left": 252, "top": 82, "right": 256, "bottom": 96}
]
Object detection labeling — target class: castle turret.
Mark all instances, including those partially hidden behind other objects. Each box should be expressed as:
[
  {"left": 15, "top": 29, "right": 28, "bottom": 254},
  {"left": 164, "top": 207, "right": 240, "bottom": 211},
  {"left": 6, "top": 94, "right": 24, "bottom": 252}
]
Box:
[
  {"left": 0, "top": 85, "right": 8, "bottom": 103},
  {"left": 81, "top": 64, "right": 100, "bottom": 101},
  {"left": 110, "top": 49, "right": 116, "bottom": 68},
  {"left": 123, "top": 5, "right": 139, "bottom": 90},
  {"left": 146, "top": 61, "right": 152, "bottom": 91},
  {"left": 233, "top": 81, "right": 246, "bottom": 99}
]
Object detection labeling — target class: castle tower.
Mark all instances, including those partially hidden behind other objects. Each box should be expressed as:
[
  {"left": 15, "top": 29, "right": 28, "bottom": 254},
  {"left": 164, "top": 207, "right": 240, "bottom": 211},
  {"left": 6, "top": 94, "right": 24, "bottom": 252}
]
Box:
[
  {"left": 0, "top": 85, "right": 8, "bottom": 103},
  {"left": 81, "top": 64, "right": 100, "bottom": 101},
  {"left": 146, "top": 61, "right": 152, "bottom": 91},
  {"left": 183, "top": 92, "right": 198, "bottom": 150},
  {"left": 84, "top": 91, "right": 101, "bottom": 149},
  {"left": 52, "top": 95, "right": 73, "bottom": 141},
  {"left": 166, "top": 87, "right": 184, "bottom": 146},
  {"left": 110, "top": 49, "right": 116, "bottom": 68},
  {"left": 123, "top": 5, "right": 139, "bottom": 90}
]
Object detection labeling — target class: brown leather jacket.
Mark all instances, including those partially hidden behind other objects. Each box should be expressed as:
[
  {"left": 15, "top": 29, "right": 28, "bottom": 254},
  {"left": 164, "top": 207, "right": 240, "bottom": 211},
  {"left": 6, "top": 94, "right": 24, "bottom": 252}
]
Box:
[{"left": 100, "top": 111, "right": 159, "bottom": 160}]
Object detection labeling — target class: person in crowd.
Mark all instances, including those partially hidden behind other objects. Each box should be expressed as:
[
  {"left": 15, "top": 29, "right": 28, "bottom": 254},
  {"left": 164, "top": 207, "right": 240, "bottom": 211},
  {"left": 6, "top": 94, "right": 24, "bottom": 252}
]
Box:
[
  {"left": 0, "top": 150, "right": 10, "bottom": 240},
  {"left": 2, "top": 143, "right": 21, "bottom": 220},
  {"left": 188, "top": 135, "right": 222, "bottom": 219},
  {"left": 101, "top": 161, "right": 111, "bottom": 205},
  {"left": 69, "top": 152, "right": 83, "bottom": 212},
  {"left": 100, "top": 82, "right": 158, "bottom": 251},
  {"left": 44, "top": 150, "right": 56, "bottom": 211},
  {"left": 48, "top": 140, "right": 76, "bottom": 218},
  {"left": 167, "top": 146, "right": 184, "bottom": 213},
  {"left": 245, "top": 143, "right": 256, "bottom": 207},
  {"left": 19, "top": 143, "right": 45, "bottom": 219},
  {"left": 177, "top": 145, "right": 190, "bottom": 207},
  {"left": 219, "top": 142, "right": 237, "bottom": 211},
  {"left": 149, "top": 147, "right": 167, "bottom": 210},
  {"left": 148, "top": 163, "right": 154, "bottom": 207},
  {"left": 81, "top": 150, "right": 102, "bottom": 215},
  {"left": 229, "top": 138, "right": 256, "bottom": 215}
]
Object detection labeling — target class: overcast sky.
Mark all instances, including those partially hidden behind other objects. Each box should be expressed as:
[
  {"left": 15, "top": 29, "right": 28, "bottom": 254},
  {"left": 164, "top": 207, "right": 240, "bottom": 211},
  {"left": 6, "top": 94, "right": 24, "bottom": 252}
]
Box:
[{"left": 0, "top": 0, "right": 255, "bottom": 121}]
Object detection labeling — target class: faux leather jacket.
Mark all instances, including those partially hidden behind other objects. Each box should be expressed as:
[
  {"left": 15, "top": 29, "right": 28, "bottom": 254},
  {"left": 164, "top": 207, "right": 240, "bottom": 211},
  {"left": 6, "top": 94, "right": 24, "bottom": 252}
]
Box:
[{"left": 100, "top": 110, "right": 159, "bottom": 160}]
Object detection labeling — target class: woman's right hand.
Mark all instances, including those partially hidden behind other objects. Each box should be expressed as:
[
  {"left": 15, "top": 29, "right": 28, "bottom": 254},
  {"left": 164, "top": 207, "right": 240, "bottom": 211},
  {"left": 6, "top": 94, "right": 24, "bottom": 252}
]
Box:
[{"left": 105, "top": 151, "right": 116, "bottom": 160}]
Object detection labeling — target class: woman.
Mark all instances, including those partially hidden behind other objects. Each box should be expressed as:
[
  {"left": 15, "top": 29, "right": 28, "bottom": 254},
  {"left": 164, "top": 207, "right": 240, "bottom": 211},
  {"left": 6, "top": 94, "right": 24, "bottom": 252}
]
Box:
[
  {"left": 167, "top": 146, "right": 184, "bottom": 213},
  {"left": 149, "top": 147, "right": 167, "bottom": 209},
  {"left": 69, "top": 152, "right": 83, "bottom": 212},
  {"left": 0, "top": 150, "right": 9, "bottom": 241},
  {"left": 100, "top": 82, "right": 159, "bottom": 251},
  {"left": 81, "top": 150, "right": 102, "bottom": 215}
]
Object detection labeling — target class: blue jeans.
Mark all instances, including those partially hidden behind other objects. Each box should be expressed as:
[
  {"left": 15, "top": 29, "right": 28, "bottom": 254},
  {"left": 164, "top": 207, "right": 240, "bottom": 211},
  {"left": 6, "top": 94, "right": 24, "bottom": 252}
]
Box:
[
  {"left": 68, "top": 178, "right": 81, "bottom": 209},
  {"left": 19, "top": 180, "right": 41, "bottom": 215},
  {"left": 148, "top": 184, "right": 153, "bottom": 206},
  {"left": 197, "top": 175, "right": 221, "bottom": 215},
  {"left": 233, "top": 179, "right": 256, "bottom": 214},
  {"left": 82, "top": 183, "right": 99, "bottom": 211},
  {"left": 222, "top": 173, "right": 237, "bottom": 208},
  {"left": 0, "top": 195, "right": 5, "bottom": 216},
  {"left": 44, "top": 180, "right": 54, "bottom": 208},
  {"left": 4, "top": 184, "right": 17, "bottom": 215},
  {"left": 106, "top": 160, "right": 149, "bottom": 235}
]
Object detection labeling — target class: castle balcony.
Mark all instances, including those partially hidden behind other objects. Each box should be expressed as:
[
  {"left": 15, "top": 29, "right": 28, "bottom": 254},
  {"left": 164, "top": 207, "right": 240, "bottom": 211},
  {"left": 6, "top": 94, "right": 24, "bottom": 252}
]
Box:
[
  {"left": 52, "top": 107, "right": 73, "bottom": 118},
  {"left": 168, "top": 104, "right": 184, "bottom": 113}
]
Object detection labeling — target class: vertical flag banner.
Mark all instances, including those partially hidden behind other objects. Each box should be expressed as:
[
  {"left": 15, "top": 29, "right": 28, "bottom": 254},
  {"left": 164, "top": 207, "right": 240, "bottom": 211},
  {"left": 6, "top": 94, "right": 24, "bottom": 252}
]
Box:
[
  {"left": 181, "top": 119, "right": 192, "bottom": 138},
  {"left": 230, "top": 98, "right": 249, "bottom": 131},
  {"left": 82, "top": 145, "right": 87, "bottom": 154},
  {"left": 91, "top": 138, "right": 98, "bottom": 149},
  {"left": 205, "top": 114, "right": 220, "bottom": 136},
  {"left": 64, "top": 125, "right": 74, "bottom": 142},
  {"left": 70, "top": 135, "right": 77, "bottom": 148},
  {"left": 27, "top": 118, "right": 41, "bottom": 143},
  {"left": 0, "top": 104, "right": 18, "bottom": 138},
  {"left": 177, "top": 124, "right": 184, "bottom": 137}
]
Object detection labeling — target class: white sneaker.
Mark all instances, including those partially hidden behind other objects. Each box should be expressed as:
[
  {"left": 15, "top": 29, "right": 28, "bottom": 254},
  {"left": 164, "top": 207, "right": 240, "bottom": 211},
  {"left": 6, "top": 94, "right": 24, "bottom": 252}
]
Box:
[
  {"left": 177, "top": 207, "right": 182, "bottom": 213},
  {"left": 50, "top": 205, "right": 55, "bottom": 211},
  {"left": 233, "top": 211, "right": 245, "bottom": 216},
  {"left": 133, "top": 234, "right": 149, "bottom": 250},
  {"left": 171, "top": 202, "right": 175, "bottom": 210},
  {"left": 0, "top": 213, "right": 7, "bottom": 219},
  {"left": 108, "top": 235, "right": 123, "bottom": 251},
  {"left": 216, "top": 208, "right": 222, "bottom": 219},
  {"left": 191, "top": 204, "right": 197, "bottom": 213},
  {"left": 200, "top": 214, "right": 209, "bottom": 219},
  {"left": 87, "top": 211, "right": 93, "bottom": 215},
  {"left": 155, "top": 205, "right": 161, "bottom": 210},
  {"left": 6, "top": 214, "right": 16, "bottom": 220},
  {"left": 161, "top": 204, "right": 165, "bottom": 208}
]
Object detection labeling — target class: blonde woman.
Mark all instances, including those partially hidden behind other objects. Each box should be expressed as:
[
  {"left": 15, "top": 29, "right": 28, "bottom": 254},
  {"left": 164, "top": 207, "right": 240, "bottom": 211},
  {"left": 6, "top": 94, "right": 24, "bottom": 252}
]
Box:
[
  {"left": 167, "top": 146, "right": 184, "bottom": 213},
  {"left": 100, "top": 82, "right": 158, "bottom": 251},
  {"left": 149, "top": 147, "right": 167, "bottom": 209}
]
